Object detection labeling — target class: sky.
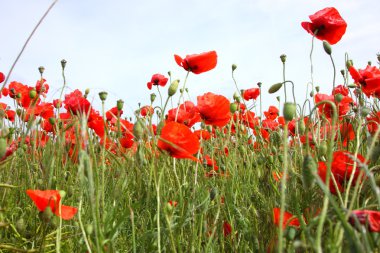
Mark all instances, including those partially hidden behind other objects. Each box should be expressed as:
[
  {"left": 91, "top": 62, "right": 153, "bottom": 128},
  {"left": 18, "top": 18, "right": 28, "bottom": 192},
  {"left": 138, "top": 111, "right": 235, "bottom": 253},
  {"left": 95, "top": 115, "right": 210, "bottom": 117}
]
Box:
[{"left": 0, "top": 0, "right": 379, "bottom": 117}]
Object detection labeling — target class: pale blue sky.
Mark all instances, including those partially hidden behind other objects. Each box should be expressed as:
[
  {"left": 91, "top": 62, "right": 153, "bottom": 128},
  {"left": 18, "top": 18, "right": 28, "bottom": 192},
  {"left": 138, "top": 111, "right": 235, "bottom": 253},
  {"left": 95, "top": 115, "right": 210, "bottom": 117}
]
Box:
[{"left": 1, "top": 0, "right": 379, "bottom": 115}]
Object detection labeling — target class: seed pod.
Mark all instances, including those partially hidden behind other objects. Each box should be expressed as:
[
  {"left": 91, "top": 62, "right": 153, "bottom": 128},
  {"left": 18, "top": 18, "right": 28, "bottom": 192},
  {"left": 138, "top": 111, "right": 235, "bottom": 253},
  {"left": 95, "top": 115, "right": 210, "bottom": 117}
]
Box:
[
  {"left": 302, "top": 154, "right": 317, "bottom": 189},
  {"left": 29, "top": 89, "right": 37, "bottom": 99},
  {"left": 318, "top": 141, "right": 327, "bottom": 156},
  {"left": 40, "top": 206, "right": 54, "bottom": 223},
  {"left": 117, "top": 99, "right": 124, "bottom": 111},
  {"left": 232, "top": 64, "right": 237, "bottom": 71},
  {"left": 133, "top": 119, "right": 145, "bottom": 141},
  {"left": 360, "top": 107, "right": 370, "bottom": 117},
  {"left": 0, "top": 138, "right": 7, "bottom": 159},
  {"left": 230, "top": 103, "right": 238, "bottom": 113},
  {"left": 98, "top": 91, "right": 108, "bottom": 101},
  {"left": 283, "top": 102, "right": 296, "bottom": 121},
  {"left": 280, "top": 54, "right": 287, "bottom": 63},
  {"left": 298, "top": 120, "right": 306, "bottom": 135},
  {"left": 268, "top": 83, "right": 283, "bottom": 94},
  {"left": 334, "top": 93, "right": 343, "bottom": 103}
]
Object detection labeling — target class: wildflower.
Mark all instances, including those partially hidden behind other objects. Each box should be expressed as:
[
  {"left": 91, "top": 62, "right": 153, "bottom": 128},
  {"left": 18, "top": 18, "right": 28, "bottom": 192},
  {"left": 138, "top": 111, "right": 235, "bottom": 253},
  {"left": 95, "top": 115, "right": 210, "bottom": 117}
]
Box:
[
  {"left": 166, "top": 101, "right": 200, "bottom": 127},
  {"left": 147, "top": 73, "right": 168, "bottom": 90},
  {"left": 174, "top": 51, "right": 217, "bottom": 74},
  {"left": 26, "top": 190, "right": 77, "bottom": 220},
  {"left": 0, "top": 72, "right": 5, "bottom": 83},
  {"left": 64, "top": 89, "right": 92, "bottom": 115},
  {"left": 242, "top": 88, "right": 260, "bottom": 101},
  {"left": 157, "top": 121, "right": 200, "bottom": 161},
  {"left": 349, "top": 210, "right": 380, "bottom": 232},
  {"left": 273, "top": 208, "right": 301, "bottom": 229},
  {"left": 140, "top": 105, "right": 154, "bottom": 117},
  {"left": 349, "top": 65, "right": 380, "bottom": 98},
  {"left": 301, "top": 7, "right": 347, "bottom": 45},
  {"left": 197, "top": 92, "right": 231, "bottom": 127},
  {"left": 264, "top": 106, "right": 279, "bottom": 120},
  {"left": 106, "top": 106, "right": 123, "bottom": 121}
]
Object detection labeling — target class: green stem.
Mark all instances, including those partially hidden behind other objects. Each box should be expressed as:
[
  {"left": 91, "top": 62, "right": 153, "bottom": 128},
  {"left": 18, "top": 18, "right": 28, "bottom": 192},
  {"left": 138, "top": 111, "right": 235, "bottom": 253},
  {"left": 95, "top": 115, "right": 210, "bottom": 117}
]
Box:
[{"left": 278, "top": 123, "right": 288, "bottom": 253}]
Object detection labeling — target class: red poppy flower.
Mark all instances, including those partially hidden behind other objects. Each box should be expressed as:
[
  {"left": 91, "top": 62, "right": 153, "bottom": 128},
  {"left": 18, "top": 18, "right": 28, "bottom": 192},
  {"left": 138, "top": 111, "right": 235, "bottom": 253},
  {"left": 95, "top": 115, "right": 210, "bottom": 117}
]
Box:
[
  {"left": 6, "top": 110, "right": 16, "bottom": 122},
  {"left": 147, "top": 73, "right": 168, "bottom": 90},
  {"left": 264, "top": 106, "right": 279, "bottom": 120},
  {"left": 318, "top": 161, "right": 344, "bottom": 195},
  {"left": 349, "top": 65, "right": 380, "bottom": 98},
  {"left": 106, "top": 106, "right": 122, "bottom": 121},
  {"left": 194, "top": 129, "right": 211, "bottom": 140},
  {"left": 168, "top": 200, "right": 178, "bottom": 207},
  {"left": 197, "top": 92, "right": 231, "bottom": 127},
  {"left": 332, "top": 85, "right": 349, "bottom": 96},
  {"left": 157, "top": 121, "right": 200, "bottom": 161},
  {"left": 301, "top": 7, "right": 347, "bottom": 45},
  {"left": 331, "top": 151, "right": 366, "bottom": 184},
  {"left": 35, "top": 79, "right": 49, "bottom": 96},
  {"left": 273, "top": 208, "right": 301, "bottom": 229},
  {"left": 315, "top": 93, "right": 352, "bottom": 118},
  {"left": 166, "top": 101, "right": 200, "bottom": 127},
  {"left": 0, "top": 72, "right": 5, "bottom": 83},
  {"left": 223, "top": 221, "right": 232, "bottom": 237},
  {"left": 64, "top": 89, "right": 92, "bottom": 115},
  {"left": 349, "top": 210, "right": 380, "bottom": 232},
  {"left": 53, "top": 99, "right": 62, "bottom": 109},
  {"left": 243, "top": 88, "right": 260, "bottom": 101},
  {"left": 2, "top": 87, "right": 9, "bottom": 97},
  {"left": 174, "top": 51, "right": 217, "bottom": 74},
  {"left": 26, "top": 190, "right": 77, "bottom": 220}
]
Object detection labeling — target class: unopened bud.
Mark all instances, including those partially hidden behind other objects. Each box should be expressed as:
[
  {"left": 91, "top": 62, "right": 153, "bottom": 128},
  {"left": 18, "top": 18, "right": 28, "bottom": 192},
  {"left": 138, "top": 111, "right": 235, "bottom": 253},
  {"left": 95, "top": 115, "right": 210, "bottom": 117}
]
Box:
[
  {"left": 40, "top": 206, "right": 54, "bottom": 223},
  {"left": 168, "top": 79, "right": 179, "bottom": 96},
  {"left": 59, "top": 190, "right": 66, "bottom": 199},
  {"left": 310, "top": 91, "right": 314, "bottom": 97},
  {"left": 257, "top": 82, "right": 262, "bottom": 88},
  {"left": 302, "top": 154, "right": 317, "bottom": 189},
  {"left": 268, "top": 82, "right": 283, "bottom": 94},
  {"left": 16, "top": 93, "right": 22, "bottom": 99},
  {"left": 133, "top": 119, "right": 145, "bottom": 140},
  {"left": 361, "top": 107, "right": 370, "bottom": 117},
  {"left": 232, "top": 64, "right": 237, "bottom": 71},
  {"left": 233, "top": 92, "right": 240, "bottom": 101},
  {"left": 347, "top": 84, "right": 357, "bottom": 89},
  {"left": 49, "top": 117, "right": 56, "bottom": 125},
  {"left": 230, "top": 103, "right": 238, "bottom": 113},
  {"left": 315, "top": 86, "right": 320, "bottom": 93},
  {"left": 167, "top": 71, "right": 171, "bottom": 77},
  {"left": 340, "top": 69, "right": 345, "bottom": 77},
  {"left": 298, "top": 120, "right": 306, "bottom": 135},
  {"left": 283, "top": 102, "right": 296, "bottom": 121},
  {"left": 346, "top": 59, "right": 353, "bottom": 69},
  {"left": 84, "top": 88, "right": 90, "bottom": 98},
  {"left": 0, "top": 138, "right": 7, "bottom": 159},
  {"left": 323, "top": 41, "right": 332, "bottom": 55},
  {"left": 276, "top": 96, "right": 280, "bottom": 102},
  {"left": 150, "top": 93, "right": 156, "bottom": 103},
  {"left": 368, "top": 61, "right": 372, "bottom": 66},
  {"left": 99, "top": 91, "right": 108, "bottom": 101},
  {"left": 318, "top": 141, "right": 327, "bottom": 156}
]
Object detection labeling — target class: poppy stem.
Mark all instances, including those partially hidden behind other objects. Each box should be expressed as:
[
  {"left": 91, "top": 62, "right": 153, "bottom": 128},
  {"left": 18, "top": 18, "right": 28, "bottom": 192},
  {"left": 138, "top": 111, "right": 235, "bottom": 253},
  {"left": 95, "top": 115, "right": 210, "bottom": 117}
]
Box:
[
  {"left": 174, "top": 72, "right": 190, "bottom": 122},
  {"left": 329, "top": 54, "right": 336, "bottom": 90},
  {"left": 278, "top": 122, "right": 288, "bottom": 253}
]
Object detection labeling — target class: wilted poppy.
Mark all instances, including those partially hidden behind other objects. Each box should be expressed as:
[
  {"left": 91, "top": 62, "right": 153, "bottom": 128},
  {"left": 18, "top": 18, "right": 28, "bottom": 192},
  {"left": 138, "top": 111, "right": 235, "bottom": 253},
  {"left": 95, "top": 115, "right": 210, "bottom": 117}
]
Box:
[
  {"left": 147, "top": 73, "right": 168, "bottom": 90},
  {"left": 174, "top": 51, "right": 217, "bottom": 74},
  {"left": 301, "top": 7, "right": 347, "bottom": 45},
  {"left": 197, "top": 92, "right": 231, "bottom": 127},
  {"left": 349, "top": 210, "right": 380, "bottom": 232},
  {"left": 157, "top": 121, "right": 200, "bottom": 161},
  {"left": 26, "top": 190, "right": 77, "bottom": 220}
]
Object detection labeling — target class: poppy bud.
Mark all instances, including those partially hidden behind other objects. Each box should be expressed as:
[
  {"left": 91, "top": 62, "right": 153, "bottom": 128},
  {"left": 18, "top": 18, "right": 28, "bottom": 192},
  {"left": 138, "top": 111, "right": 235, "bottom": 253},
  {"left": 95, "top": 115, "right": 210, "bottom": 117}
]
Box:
[
  {"left": 334, "top": 93, "right": 343, "bottom": 103},
  {"left": 315, "top": 86, "right": 320, "bottom": 93},
  {"left": 168, "top": 79, "right": 179, "bottom": 97},
  {"left": 322, "top": 41, "right": 332, "bottom": 55},
  {"left": 296, "top": 118, "right": 304, "bottom": 132},
  {"left": 347, "top": 84, "right": 357, "bottom": 89},
  {"left": 340, "top": 69, "right": 345, "bottom": 77},
  {"left": 268, "top": 83, "right": 283, "bottom": 94},
  {"left": 38, "top": 66, "right": 45, "bottom": 75},
  {"left": 285, "top": 226, "right": 297, "bottom": 241},
  {"left": 117, "top": 99, "right": 124, "bottom": 111},
  {"left": 86, "top": 224, "right": 94, "bottom": 235},
  {"left": 61, "top": 59, "right": 67, "bottom": 69},
  {"left": 302, "top": 154, "right": 317, "bottom": 189},
  {"left": 167, "top": 71, "right": 171, "bottom": 77},
  {"left": 283, "top": 102, "right": 296, "bottom": 121},
  {"left": 16, "top": 93, "right": 21, "bottom": 99},
  {"left": 377, "top": 53, "right": 380, "bottom": 63},
  {"left": 318, "top": 141, "right": 327, "bottom": 156},
  {"left": 310, "top": 91, "right": 314, "bottom": 97},
  {"left": 230, "top": 103, "right": 238, "bottom": 113},
  {"left": 59, "top": 190, "right": 66, "bottom": 199},
  {"left": 29, "top": 89, "right": 37, "bottom": 99},
  {"left": 257, "top": 82, "right": 262, "bottom": 88},
  {"left": 232, "top": 64, "right": 237, "bottom": 71},
  {"left": 360, "top": 107, "right": 370, "bottom": 117},
  {"left": 280, "top": 54, "right": 287, "bottom": 63},
  {"left": 40, "top": 206, "right": 54, "bottom": 223},
  {"left": 233, "top": 92, "right": 241, "bottom": 102},
  {"left": 150, "top": 93, "right": 156, "bottom": 103},
  {"left": 99, "top": 91, "right": 108, "bottom": 101},
  {"left": 49, "top": 117, "right": 56, "bottom": 125},
  {"left": 0, "top": 138, "right": 6, "bottom": 159},
  {"left": 368, "top": 61, "right": 372, "bottom": 66},
  {"left": 133, "top": 119, "right": 145, "bottom": 140},
  {"left": 276, "top": 96, "right": 280, "bottom": 102},
  {"left": 16, "top": 218, "right": 26, "bottom": 234}
]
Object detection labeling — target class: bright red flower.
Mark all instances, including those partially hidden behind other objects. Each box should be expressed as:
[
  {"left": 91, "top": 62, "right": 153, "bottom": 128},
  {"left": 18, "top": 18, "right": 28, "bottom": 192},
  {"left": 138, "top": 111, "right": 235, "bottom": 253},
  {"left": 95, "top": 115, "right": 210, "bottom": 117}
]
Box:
[
  {"left": 2, "top": 87, "right": 8, "bottom": 97},
  {"left": 349, "top": 65, "right": 380, "bottom": 98},
  {"left": 106, "top": 106, "right": 122, "bottom": 121},
  {"left": 26, "top": 190, "right": 77, "bottom": 220},
  {"left": 35, "top": 79, "right": 49, "bottom": 96},
  {"left": 315, "top": 93, "right": 352, "bottom": 118},
  {"left": 194, "top": 129, "right": 211, "bottom": 140},
  {"left": 167, "top": 101, "right": 200, "bottom": 127},
  {"left": 168, "top": 200, "right": 178, "bottom": 207},
  {"left": 53, "top": 99, "right": 62, "bottom": 109},
  {"left": 6, "top": 110, "right": 16, "bottom": 122},
  {"left": 332, "top": 84, "right": 349, "bottom": 96},
  {"left": 64, "top": 89, "right": 92, "bottom": 115},
  {"left": 331, "top": 151, "right": 366, "bottom": 184},
  {"left": 243, "top": 88, "right": 260, "bottom": 101},
  {"left": 174, "top": 51, "right": 217, "bottom": 74},
  {"left": 157, "top": 121, "right": 200, "bottom": 161},
  {"left": 273, "top": 208, "right": 301, "bottom": 229},
  {"left": 301, "top": 7, "right": 347, "bottom": 45},
  {"left": 147, "top": 73, "right": 168, "bottom": 90},
  {"left": 0, "top": 72, "right": 5, "bottom": 83},
  {"left": 223, "top": 221, "right": 232, "bottom": 237},
  {"left": 264, "top": 106, "right": 279, "bottom": 120},
  {"left": 197, "top": 92, "right": 231, "bottom": 127},
  {"left": 318, "top": 161, "right": 344, "bottom": 195},
  {"left": 349, "top": 210, "right": 380, "bottom": 232}
]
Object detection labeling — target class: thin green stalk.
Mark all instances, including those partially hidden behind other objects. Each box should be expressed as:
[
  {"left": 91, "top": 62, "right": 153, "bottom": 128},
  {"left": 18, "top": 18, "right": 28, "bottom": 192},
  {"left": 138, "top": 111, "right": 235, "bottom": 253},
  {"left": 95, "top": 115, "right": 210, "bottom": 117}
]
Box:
[
  {"left": 278, "top": 123, "right": 288, "bottom": 253},
  {"left": 174, "top": 71, "right": 190, "bottom": 122},
  {"left": 330, "top": 54, "right": 336, "bottom": 90}
]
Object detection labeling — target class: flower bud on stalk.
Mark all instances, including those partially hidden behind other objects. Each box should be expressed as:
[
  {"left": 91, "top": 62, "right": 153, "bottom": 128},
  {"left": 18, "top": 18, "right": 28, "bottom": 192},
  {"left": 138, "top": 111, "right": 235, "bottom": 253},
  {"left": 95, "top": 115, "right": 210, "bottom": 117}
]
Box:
[
  {"left": 99, "top": 91, "right": 108, "bottom": 101},
  {"left": 280, "top": 54, "right": 287, "bottom": 63},
  {"left": 168, "top": 79, "right": 179, "bottom": 97},
  {"left": 29, "top": 89, "right": 37, "bottom": 99},
  {"left": 334, "top": 93, "right": 343, "bottom": 103},
  {"left": 133, "top": 119, "right": 145, "bottom": 141},
  {"left": 61, "top": 59, "right": 67, "bottom": 70},
  {"left": 0, "top": 138, "right": 7, "bottom": 159},
  {"left": 268, "top": 83, "right": 283, "bottom": 94},
  {"left": 38, "top": 66, "right": 45, "bottom": 75},
  {"left": 150, "top": 93, "right": 156, "bottom": 103},
  {"left": 323, "top": 41, "right": 332, "bottom": 55},
  {"left": 232, "top": 64, "right": 237, "bottom": 71},
  {"left": 117, "top": 99, "right": 124, "bottom": 111},
  {"left": 283, "top": 102, "right": 296, "bottom": 121},
  {"left": 230, "top": 103, "right": 238, "bottom": 113}
]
